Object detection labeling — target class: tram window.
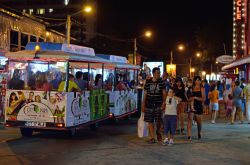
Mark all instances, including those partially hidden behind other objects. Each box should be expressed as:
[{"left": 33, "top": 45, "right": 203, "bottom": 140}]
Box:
[
  {"left": 30, "top": 35, "right": 37, "bottom": 42},
  {"left": 7, "top": 61, "right": 28, "bottom": 90},
  {"left": 104, "top": 64, "right": 115, "bottom": 91},
  {"left": 89, "top": 63, "right": 103, "bottom": 89},
  {"left": 127, "top": 69, "right": 136, "bottom": 89},
  {"left": 10, "top": 30, "right": 19, "bottom": 52},
  {"left": 115, "top": 69, "right": 128, "bottom": 91},
  {"left": 69, "top": 62, "right": 89, "bottom": 90},
  {"left": 49, "top": 62, "right": 67, "bottom": 90},
  {"left": 21, "top": 33, "right": 28, "bottom": 50}
]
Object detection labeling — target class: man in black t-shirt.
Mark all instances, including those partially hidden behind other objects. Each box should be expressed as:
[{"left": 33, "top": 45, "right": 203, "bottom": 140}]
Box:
[{"left": 142, "top": 67, "right": 166, "bottom": 143}]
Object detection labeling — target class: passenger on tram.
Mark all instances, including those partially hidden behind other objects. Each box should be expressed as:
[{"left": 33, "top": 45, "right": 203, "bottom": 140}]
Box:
[
  {"left": 50, "top": 72, "right": 62, "bottom": 90},
  {"left": 75, "top": 71, "right": 88, "bottom": 90},
  {"left": 35, "top": 72, "right": 52, "bottom": 91},
  {"left": 94, "top": 74, "right": 103, "bottom": 89},
  {"left": 58, "top": 74, "right": 81, "bottom": 92},
  {"left": 8, "top": 69, "right": 25, "bottom": 90},
  {"left": 116, "top": 81, "right": 127, "bottom": 91}
]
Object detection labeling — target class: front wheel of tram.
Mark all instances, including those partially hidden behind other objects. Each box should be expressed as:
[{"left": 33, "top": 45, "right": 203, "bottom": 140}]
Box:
[{"left": 20, "top": 128, "right": 33, "bottom": 137}]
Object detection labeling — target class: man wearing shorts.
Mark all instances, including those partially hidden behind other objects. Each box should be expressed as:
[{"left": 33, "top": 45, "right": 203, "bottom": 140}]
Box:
[{"left": 142, "top": 67, "right": 166, "bottom": 143}]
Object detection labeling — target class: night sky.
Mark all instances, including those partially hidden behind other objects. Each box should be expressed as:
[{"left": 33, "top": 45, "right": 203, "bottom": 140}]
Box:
[{"left": 97, "top": 0, "right": 233, "bottom": 58}]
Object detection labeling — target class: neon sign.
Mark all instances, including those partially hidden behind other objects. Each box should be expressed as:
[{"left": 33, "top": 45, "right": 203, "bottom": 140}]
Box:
[{"left": 236, "top": 0, "right": 242, "bottom": 20}]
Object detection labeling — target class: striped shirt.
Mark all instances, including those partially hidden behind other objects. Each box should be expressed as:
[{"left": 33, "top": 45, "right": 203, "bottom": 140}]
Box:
[{"left": 144, "top": 78, "right": 166, "bottom": 106}]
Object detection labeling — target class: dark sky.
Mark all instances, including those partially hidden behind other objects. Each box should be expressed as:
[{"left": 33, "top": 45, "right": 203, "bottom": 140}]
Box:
[{"left": 97, "top": 0, "right": 233, "bottom": 56}]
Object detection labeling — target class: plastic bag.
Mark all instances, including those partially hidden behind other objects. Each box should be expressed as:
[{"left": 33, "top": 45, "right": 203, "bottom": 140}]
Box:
[{"left": 137, "top": 113, "right": 148, "bottom": 138}]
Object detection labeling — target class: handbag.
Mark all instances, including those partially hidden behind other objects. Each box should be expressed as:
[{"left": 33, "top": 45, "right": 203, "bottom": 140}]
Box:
[{"left": 137, "top": 112, "right": 148, "bottom": 138}]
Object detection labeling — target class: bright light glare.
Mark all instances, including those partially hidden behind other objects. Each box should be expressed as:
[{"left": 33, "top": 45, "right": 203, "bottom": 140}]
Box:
[
  {"left": 202, "top": 71, "right": 206, "bottom": 76},
  {"left": 196, "top": 52, "right": 201, "bottom": 57},
  {"left": 191, "top": 68, "right": 195, "bottom": 72},
  {"left": 178, "top": 45, "right": 184, "bottom": 51},
  {"left": 84, "top": 6, "right": 93, "bottom": 13},
  {"left": 144, "top": 31, "right": 152, "bottom": 38}
]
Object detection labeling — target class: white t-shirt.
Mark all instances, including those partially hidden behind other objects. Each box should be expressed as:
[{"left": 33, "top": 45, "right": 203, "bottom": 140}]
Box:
[{"left": 165, "top": 96, "right": 179, "bottom": 115}]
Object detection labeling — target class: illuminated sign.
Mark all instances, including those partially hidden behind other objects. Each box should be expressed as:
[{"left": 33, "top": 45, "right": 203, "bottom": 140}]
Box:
[
  {"left": 62, "top": 44, "right": 95, "bottom": 56},
  {"left": 166, "top": 64, "right": 176, "bottom": 78},
  {"left": 236, "top": 0, "right": 242, "bottom": 20}
]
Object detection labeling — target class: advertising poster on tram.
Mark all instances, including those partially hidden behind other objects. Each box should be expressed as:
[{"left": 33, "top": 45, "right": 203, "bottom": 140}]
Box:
[
  {"left": 109, "top": 90, "right": 137, "bottom": 116},
  {"left": 5, "top": 90, "right": 66, "bottom": 125}
]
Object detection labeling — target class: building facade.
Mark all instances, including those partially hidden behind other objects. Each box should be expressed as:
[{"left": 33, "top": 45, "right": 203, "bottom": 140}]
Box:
[
  {"left": 0, "top": 0, "right": 97, "bottom": 43},
  {"left": 222, "top": 0, "right": 250, "bottom": 81},
  {"left": 0, "top": 7, "right": 65, "bottom": 54}
]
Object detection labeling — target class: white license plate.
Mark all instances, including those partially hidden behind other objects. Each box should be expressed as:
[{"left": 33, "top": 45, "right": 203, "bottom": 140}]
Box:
[{"left": 25, "top": 121, "right": 46, "bottom": 127}]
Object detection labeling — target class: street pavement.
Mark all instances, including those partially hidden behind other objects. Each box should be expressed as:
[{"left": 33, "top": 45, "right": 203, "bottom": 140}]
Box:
[{"left": 0, "top": 116, "right": 249, "bottom": 165}]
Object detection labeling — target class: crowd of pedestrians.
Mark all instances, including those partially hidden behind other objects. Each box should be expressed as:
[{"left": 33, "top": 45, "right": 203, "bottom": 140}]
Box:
[{"left": 141, "top": 67, "right": 250, "bottom": 145}]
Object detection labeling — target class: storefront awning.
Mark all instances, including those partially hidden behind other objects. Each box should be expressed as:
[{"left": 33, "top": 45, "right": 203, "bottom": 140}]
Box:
[{"left": 222, "top": 55, "right": 250, "bottom": 71}]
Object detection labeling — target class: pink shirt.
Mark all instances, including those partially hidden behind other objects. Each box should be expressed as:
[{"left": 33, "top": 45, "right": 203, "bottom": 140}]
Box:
[{"left": 226, "top": 99, "right": 233, "bottom": 109}]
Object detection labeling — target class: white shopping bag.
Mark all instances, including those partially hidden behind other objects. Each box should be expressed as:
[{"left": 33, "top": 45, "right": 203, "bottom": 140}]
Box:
[{"left": 137, "top": 112, "right": 148, "bottom": 138}]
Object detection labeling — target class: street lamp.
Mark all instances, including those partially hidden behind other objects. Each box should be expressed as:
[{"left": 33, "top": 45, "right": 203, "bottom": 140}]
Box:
[
  {"left": 66, "top": 5, "right": 93, "bottom": 44},
  {"left": 170, "top": 44, "right": 185, "bottom": 64},
  {"left": 133, "top": 30, "right": 152, "bottom": 64},
  {"left": 190, "top": 51, "right": 201, "bottom": 78}
]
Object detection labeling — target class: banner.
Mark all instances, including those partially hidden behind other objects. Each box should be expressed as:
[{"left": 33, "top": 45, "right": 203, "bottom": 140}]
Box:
[{"left": 166, "top": 64, "right": 176, "bottom": 78}]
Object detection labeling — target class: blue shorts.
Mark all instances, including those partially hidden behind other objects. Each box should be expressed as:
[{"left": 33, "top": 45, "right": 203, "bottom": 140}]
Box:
[
  {"left": 163, "top": 115, "right": 177, "bottom": 136},
  {"left": 210, "top": 103, "right": 219, "bottom": 111}
]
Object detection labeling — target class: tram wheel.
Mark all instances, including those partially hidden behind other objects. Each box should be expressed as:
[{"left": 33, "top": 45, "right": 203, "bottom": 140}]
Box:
[
  {"left": 90, "top": 123, "right": 99, "bottom": 131},
  {"left": 20, "top": 128, "right": 33, "bottom": 137}
]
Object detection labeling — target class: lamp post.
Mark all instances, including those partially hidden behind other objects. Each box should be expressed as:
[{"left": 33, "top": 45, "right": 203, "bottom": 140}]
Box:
[
  {"left": 189, "top": 51, "right": 202, "bottom": 78},
  {"left": 66, "top": 5, "right": 93, "bottom": 45},
  {"left": 133, "top": 30, "right": 152, "bottom": 65}
]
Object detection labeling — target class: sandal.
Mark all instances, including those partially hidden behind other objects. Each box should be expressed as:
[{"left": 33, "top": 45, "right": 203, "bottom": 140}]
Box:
[{"left": 147, "top": 138, "right": 156, "bottom": 144}]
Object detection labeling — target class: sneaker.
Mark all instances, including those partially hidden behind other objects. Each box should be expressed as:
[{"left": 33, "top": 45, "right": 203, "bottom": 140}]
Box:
[
  {"left": 187, "top": 136, "right": 192, "bottom": 141},
  {"left": 198, "top": 134, "right": 201, "bottom": 140},
  {"left": 147, "top": 138, "right": 156, "bottom": 144},
  {"left": 239, "top": 121, "right": 244, "bottom": 124},
  {"left": 168, "top": 139, "right": 174, "bottom": 145},
  {"left": 211, "top": 120, "right": 215, "bottom": 124},
  {"left": 162, "top": 138, "right": 169, "bottom": 146}
]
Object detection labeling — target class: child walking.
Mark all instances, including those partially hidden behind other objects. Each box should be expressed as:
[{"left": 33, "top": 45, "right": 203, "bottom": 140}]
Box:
[
  {"left": 162, "top": 88, "right": 181, "bottom": 145},
  {"left": 226, "top": 94, "right": 233, "bottom": 120}
]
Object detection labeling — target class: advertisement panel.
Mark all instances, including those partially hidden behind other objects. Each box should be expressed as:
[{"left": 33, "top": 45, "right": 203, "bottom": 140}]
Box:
[
  {"left": 166, "top": 64, "right": 176, "bottom": 78},
  {"left": 143, "top": 62, "right": 164, "bottom": 76}
]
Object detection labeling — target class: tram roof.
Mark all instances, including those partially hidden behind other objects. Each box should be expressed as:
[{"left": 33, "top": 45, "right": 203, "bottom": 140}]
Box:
[
  {"left": 6, "top": 42, "right": 113, "bottom": 63},
  {"left": 5, "top": 50, "right": 112, "bottom": 63},
  {"left": 96, "top": 54, "right": 140, "bottom": 69}
]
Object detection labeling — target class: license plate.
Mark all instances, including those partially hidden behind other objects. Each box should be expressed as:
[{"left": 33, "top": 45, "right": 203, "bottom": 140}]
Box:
[{"left": 25, "top": 121, "right": 46, "bottom": 127}]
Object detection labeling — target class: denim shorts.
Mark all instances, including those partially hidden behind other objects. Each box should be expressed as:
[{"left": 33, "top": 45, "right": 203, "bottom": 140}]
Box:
[{"left": 210, "top": 103, "right": 219, "bottom": 111}]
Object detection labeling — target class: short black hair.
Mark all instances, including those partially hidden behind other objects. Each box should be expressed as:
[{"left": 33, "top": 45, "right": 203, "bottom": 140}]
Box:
[
  {"left": 152, "top": 67, "right": 160, "bottom": 74},
  {"left": 75, "top": 71, "right": 83, "bottom": 79},
  {"left": 69, "top": 74, "right": 74, "bottom": 79},
  {"left": 235, "top": 81, "right": 240, "bottom": 86}
]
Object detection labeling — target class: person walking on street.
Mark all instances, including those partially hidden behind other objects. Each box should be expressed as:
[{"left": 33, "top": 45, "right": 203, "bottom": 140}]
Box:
[
  {"left": 191, "top": 76, "right": 205, "bottom": 139},
  {"left": 162, "top": 88, "right": 181, "bottom": 146},
  {"left": 231, "top": 81, "right": 244, "bottom": 124},
  {"left": 142, "top": 67, "right": 166, "bottom": 143},
  {"left": 208, "top": 84, "right": 219, "bottom": 124},
  {"left": 186, "top": 78, "right": 195, "bottom": 140},
  {"left": 243, "top": 80, "right": 250, "bottom": 124},
  {"left": 174, "top": 77, "right": 187, "bottom": 134},
  {"left": 204, "top": 80, "right": 210, "bottom": 115}
]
